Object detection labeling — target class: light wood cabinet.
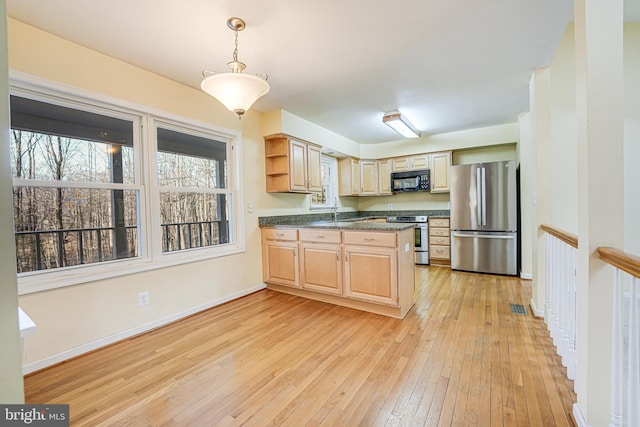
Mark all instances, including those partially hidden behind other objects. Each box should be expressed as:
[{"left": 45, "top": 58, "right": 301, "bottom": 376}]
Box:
[
  {"left": 339, "top": 157, "right": 392, "bottom": 196},
  {"left": 429, "top": 217, "right": 451, "bottom": 266},
  {"left": 344, "top": 231, "right": 398, "bottom": 306},
  {"left": 264, "top": 134, "right": 321, "bottom": 193},
  {"left": 338, "top": 157, "right": 360, "bottom": 196},
  {"left": 299, "top": 229, "right": 342, "bottom": 296},
  {"left": 430, "top": 151, "right": 452, "bottom": 193},
  {"left": 261, "top": 228, "right": 299, "bottom": 287},
  {"left": 378, "top": 159, "right": 392, "bottom": 195},
  {"left": 391, "top": 154, "right": 430, "bottom": 172},
  {"left": 261, "top": 227, "right": 415, "bottom": 318},
  {"left": 359, "top": 160, "right": 378, "bottom": 196}
]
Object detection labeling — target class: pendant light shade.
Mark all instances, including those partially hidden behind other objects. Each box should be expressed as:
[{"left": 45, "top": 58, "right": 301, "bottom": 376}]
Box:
[
  {"left": 201, "top": 17, "right": 270, "bottom": 118},
  {"left": 201, "top": 72, "right": 270, "bottom": 117}
]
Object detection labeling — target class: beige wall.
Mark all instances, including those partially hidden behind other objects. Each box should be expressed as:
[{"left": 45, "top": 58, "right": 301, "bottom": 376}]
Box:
[
  {"left": 625, "top": 23, "right": 640, "bottom": 254},
  {"left": 549, "top": 25, "right": 578, "bottom": 234},
  {"left": 0, "top": 5, "right": 25, "bottom": 403},
  {"left": 9, "top": 18, "right": 274, "bottom": 370},
  {"left": 360, "top": 122, "right": 518, "bottom": 159}
]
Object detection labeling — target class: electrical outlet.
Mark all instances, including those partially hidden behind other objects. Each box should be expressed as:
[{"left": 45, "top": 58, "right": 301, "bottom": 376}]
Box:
[
  {"left": 138, "top": 291, "right": 149, "bottom": 306},
  {"left": 387, "top": 203, "right": 393, "bottom": 209}
]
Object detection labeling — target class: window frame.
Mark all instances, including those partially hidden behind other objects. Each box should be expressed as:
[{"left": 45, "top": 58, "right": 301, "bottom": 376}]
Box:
[
  {"left": 10, "top": 72, "right": 245, "bottom": 295},
  {"left": 310, "top": 154, "right": 338, "bottom": 210}
]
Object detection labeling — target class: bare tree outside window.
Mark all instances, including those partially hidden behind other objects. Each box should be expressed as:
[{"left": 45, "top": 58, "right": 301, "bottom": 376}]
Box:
[{"left": 10, "top": 96, "right": 139, "bottom": 273}]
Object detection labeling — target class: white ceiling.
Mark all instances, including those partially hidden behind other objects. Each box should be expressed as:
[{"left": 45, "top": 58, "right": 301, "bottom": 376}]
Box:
[{"left": 5, "top": 0, "right": 587, "bottom": 144}]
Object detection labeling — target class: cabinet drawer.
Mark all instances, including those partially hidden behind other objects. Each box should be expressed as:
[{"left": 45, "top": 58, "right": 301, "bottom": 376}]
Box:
[
  {"left": 344, "top": 231, "right": 396, "bottom": 247},
  {"left": 429, "top": 218, "right": 450, "bottom": 227},
  {"left": 430, "top": 236, "right": 450, "bottom": 246},
  {"left": 262, "top": 228, "right": 298, "bottom": 241},
  {"left": 430, "top": 244, "right": 451, "bottom": 260},
  {"left": 299, "top": 229, "right": 342, "bottom": 244},
  {"left": 429, "top": 227, "right": 449, "bottom": 237}
]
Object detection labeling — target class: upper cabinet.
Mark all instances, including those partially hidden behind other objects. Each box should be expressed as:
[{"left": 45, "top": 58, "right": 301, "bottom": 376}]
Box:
[
  {"left": 377, "top": 159, "right": 392, "bottom": 195},
  {"left": 338, "top": 157, "right": 360, "bottom": 196},
  {"left": 264, "top": 134, "right": 322, "bottom": 193},
  {"left": 359, "top": 160, "right": 378, "bottom": 196},
  {"left": 391, "top": 154, "right": 430, "bottom": 172},
  {"left": 430, "top": 151, "right": 452, "bottom": 193},
  {"left": 339, "top": 158, "right": 392, "bottom": 196}
]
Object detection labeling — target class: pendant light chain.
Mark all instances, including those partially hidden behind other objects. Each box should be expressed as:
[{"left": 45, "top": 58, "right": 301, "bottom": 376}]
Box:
[{"left": 232, "top": 29, "right": 239, "bottom": 64}]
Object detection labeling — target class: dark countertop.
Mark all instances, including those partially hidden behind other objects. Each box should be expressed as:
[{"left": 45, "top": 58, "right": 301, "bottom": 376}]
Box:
[{"left": 259, "top": 209, "right": 450, "bottom": 231}]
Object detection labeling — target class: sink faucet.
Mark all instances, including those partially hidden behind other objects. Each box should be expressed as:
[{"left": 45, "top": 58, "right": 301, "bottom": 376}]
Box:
[{"left": 333, "top": 197, "right": 339, "bottom": 221}]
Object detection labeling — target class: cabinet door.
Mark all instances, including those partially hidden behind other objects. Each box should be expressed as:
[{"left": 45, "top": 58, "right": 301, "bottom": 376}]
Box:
[
  {"left": 300, "top": 242, "right": 342, "bottom": 295},
  {"left": 430, "top": 151, "right": 452, "bottom": 193},
  {"left": 391, "top": 156, "right": 410, "bottom": 172},
  {"left": 289, "top": 139, "right": 308, "bottom": 192},
  {"left": 378, "top": 159, "right": 392, "bottom": 195},
  {"left": 344, "top": 246, "right": 398, "bottom": 306},
  {"left": 306, "top": 144, "right": 322, "bottom": 193},
  {"left": 360, "top": 160, "right": 378, "bottom": 195},
  {"left": 263, "top": 240, "right": 299, "bottom": 287},
  {"left": 411, "top": 155, "right": 430, "bottom": 170},
  {"left": 351, "top": 159, "right": 360, "bottom": 195}
]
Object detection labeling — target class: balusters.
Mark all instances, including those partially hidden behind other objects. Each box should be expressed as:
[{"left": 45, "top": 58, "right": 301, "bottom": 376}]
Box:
[{"left": 544, "top": 232, "right": 578, "bottom": 384}]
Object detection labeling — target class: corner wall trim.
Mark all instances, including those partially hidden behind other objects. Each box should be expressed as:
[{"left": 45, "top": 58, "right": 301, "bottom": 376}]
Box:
[
  {"left": 572, "top": 403, "right": 590, "bottom": 427},
  {"left": 22, "top": 283, "right": 267, "bottom": 375},
  {"left": 529, "top": 298, "right": 544, "bottom": 318}
]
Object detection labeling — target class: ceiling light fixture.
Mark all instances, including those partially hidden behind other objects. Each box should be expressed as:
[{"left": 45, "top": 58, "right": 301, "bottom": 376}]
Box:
[
  {"left": 201, "top": 17, "right": 270, "bottom": 118},
  {"left": 382, "top": 111, "right": 421, "bottom": 138}
]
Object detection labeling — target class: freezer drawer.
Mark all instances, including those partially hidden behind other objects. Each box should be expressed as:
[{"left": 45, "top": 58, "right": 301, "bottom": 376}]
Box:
[{"left": 450, "top": 231, "right": 517, "bottom": 276}]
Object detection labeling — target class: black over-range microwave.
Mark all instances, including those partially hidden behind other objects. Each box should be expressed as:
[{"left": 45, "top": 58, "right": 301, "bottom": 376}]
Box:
[{"left": 390, "top": 169, "right": 430, "bottom": 193}]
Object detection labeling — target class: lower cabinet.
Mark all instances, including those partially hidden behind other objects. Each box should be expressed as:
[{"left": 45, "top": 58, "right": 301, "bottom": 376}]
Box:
[
  {"left": 262, "top": 227, "right": 415, "bottom": 318},
  {"left": 344, "top": 245, "right": 397, "bottom": 306},
  {"left": 299, "top": 229, "right": 342, "bottom": 296},
  {"left": 261, "top": 228, "right": 299, "bottom": 287}
]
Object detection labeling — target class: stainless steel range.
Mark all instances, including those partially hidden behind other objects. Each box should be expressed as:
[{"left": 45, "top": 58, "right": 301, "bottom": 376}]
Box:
[{"left": 386, "top": 215, "right": 429, "bottom": 265}]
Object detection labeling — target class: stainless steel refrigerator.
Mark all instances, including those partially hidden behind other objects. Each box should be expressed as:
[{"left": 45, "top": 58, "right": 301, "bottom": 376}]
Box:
[{"left": 449, "top": 160, "right": 518, "bottom": 275}]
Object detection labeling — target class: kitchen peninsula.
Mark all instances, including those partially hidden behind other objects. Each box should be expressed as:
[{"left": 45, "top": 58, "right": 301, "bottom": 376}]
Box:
[{"left": 259, "top": 215, "right": 417, "bottom": 319}]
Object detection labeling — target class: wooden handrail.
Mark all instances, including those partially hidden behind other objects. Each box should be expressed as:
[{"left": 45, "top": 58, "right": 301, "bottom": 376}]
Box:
[
  {"left": 597, "top": 247, "right": 640, "bottom": 279},
  {"left": 540, "top": 224, "right": 578, "bottom": 249}
]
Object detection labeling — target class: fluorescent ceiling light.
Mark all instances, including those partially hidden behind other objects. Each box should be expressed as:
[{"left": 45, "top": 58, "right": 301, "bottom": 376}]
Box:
[{"left": 382, "top": 111, "right": 421, "bottom": 138}]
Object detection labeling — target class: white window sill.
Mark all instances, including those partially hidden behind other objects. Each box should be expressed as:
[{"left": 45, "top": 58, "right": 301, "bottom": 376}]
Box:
[{"left": 17, "top": 243, "right": 245, "bottom": 295}]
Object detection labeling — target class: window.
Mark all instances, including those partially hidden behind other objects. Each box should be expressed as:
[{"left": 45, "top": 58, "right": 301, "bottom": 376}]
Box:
[
  {"left": 10, "top": 95, "right": 141, "bottom": 273},
  {"left": 311, "top": 155, "right": 337, "bottom": 209},
  {"left": 9, "top": 79, "right": 243, "bottom": 291},
  {"left": 155, "top": 124, "right": 232, "bottom": 252}
]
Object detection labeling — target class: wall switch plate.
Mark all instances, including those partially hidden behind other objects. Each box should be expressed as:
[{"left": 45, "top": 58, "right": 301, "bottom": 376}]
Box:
[
  {"left": 138, "top": 291, "right": 149, "bottom": 306},
  {"left": 388, "top": 203, "right": 393, "bottom": 209},
  {"left": 248, "top": 202, "right": 254, "bottom": 213},
  {"left": 405, "top": 243, "right": 410, "bottom": 252}
]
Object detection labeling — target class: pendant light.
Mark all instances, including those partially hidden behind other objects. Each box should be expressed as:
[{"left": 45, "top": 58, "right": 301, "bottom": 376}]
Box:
[{"left": 201, "top": 17, "right": 270, "bottom": 118}]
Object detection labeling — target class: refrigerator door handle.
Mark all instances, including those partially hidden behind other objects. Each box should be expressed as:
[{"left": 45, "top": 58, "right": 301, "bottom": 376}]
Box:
[
  {"left": 481, "top": 166, "right": 487, "bottom": 226},
  {"left": 476, "top": 167, "right": 482, "bottom": 226},
  {"left": 452, "top": 232, "right": 515, "bottom": 240}
]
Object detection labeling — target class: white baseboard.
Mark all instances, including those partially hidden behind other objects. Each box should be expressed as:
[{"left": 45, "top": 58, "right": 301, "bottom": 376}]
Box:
[
  {"left": 520, "top": 272, "right": 533, "bottom": 280},
  {"left": 529, "top": 298, "right": 545, "bottom": 318},
  {"left": 572, "top": 403, "right": 590, "bottom": 427},
  {"left": 23, "top": 283, "right": 267, "bottom": 375}
]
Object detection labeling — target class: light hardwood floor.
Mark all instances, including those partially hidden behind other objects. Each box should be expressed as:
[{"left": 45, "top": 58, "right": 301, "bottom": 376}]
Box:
[{"left": 25, "top": 266, "right": 576, "bottom": 426}]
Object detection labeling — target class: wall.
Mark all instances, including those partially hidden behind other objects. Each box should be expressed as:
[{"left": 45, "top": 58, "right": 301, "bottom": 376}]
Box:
[
  {"left": 9, "top": 18, "right": 271, "bottom": 371},
  {"left": 549, "top": 25, "right": 578, "bottom": 234},
  {"left": 360, "top": 122, "right": 518, "bottom": 159},
  {"left": 0, "top": 3, "right": 25, "bottom": 403},
  {"left": 625, "top": 23, "right": 640, "bottom": 254}
]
